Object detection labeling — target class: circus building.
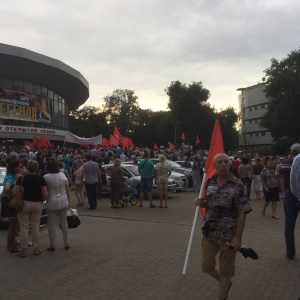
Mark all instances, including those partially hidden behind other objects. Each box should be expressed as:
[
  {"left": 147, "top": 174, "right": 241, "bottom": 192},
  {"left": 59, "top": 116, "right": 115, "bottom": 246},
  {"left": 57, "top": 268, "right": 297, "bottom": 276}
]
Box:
[{"left": 0, "top": 43, "right": 89, "bottom": 147}]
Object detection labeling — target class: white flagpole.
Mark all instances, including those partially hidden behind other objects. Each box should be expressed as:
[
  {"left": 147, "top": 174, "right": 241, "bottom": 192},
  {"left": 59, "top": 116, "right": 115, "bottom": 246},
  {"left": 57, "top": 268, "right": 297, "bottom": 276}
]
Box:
[{"left": 182, "top": 173, "right": 207, "bottom": 275}]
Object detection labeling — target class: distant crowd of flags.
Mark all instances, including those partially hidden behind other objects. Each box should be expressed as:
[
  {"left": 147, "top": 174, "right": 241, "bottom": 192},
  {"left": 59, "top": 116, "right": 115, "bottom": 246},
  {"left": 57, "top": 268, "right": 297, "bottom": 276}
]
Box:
[{"left": 22, "top": 126, "right": 202, "bottom": 150}]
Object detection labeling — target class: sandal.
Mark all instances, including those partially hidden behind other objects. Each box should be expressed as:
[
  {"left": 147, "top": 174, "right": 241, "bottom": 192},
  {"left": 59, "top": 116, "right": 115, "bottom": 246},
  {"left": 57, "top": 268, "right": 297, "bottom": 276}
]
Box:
[
  {"left": 34, "top": 248, "right": 42, "bottom": 256},
  {"left": 46, "top": 246, "right": 55, "bottom": 252},
  {"left": 159, "top": 205, "right": 163, "bottom": 208},
  {"left": 65, "top": 244, "right": 70, "bottom": 250},
  {"left": 28, "top": 241, "right": 33, "bottom": 247},
  {"left": 164, "top": 205, "right": 168, "bottom": 208}
]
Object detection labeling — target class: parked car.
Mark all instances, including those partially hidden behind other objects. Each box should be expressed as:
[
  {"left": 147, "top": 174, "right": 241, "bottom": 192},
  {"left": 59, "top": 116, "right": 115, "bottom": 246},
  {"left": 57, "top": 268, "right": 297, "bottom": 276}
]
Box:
[
  {"left": 102, "top": 163, "right": 177, "bottom": 196},
  {"left": 148, "top": 159, "right": 190, "bottom": 189},
  {"left": 0, "top": 167, "right": 47, "bottom": 224},
  {"left": 175, "top": 160, "right": 193, "bottom": 169}
]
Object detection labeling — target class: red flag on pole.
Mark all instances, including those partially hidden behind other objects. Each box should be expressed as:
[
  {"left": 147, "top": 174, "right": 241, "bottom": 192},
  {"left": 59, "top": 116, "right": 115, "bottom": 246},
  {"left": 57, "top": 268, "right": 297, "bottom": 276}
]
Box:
[
  {"left": 113, "top": 125, "right": 122, "bottom": 141},
  {"left": 154, "top": 143, "right": 159, "bottom": 150},
  {"left": 109, "top": 134, "right": 119, "bottom": 146},
  {"left": 168, "top": 141, "right": 175, "bottom": 150},
  {"left": 102, "top": 137, "right": 109, "bottom": 147},
  {"left": 32, "top": 136, "right": 41, "bottom": 147},
  {"left": 181, "top": 133, "right": 185, "bottom": 141},
  {"left": 196, "top": 134, "right": 200, "bottom": 145},
  {"left": 201, "top": 119, "right": 224, "bottom": 215}
]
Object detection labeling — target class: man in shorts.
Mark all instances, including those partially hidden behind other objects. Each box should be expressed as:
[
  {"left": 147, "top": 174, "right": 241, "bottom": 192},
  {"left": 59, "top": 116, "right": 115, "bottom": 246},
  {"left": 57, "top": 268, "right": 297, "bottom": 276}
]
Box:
[
  {"left": 195, "top": 153, "right": 252, "bottom": 300},
  {"left": 138, "top": 151, "right": 156, "bottom": 208}
]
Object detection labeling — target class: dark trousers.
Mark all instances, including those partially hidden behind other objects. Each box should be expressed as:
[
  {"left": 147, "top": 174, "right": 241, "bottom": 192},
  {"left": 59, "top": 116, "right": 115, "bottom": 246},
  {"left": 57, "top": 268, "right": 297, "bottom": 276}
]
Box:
[
  {"left": 284, "top": 190, "right": 300, "bottom": 258},
  {"left": 241, "top": 177, "right": 252, "bottom": 198},
  {"left": 85, "top": 183, "right": 98, "bottom": 209},
  {"left": 110, "top": 183, "right": 121, "bottom": 206}
]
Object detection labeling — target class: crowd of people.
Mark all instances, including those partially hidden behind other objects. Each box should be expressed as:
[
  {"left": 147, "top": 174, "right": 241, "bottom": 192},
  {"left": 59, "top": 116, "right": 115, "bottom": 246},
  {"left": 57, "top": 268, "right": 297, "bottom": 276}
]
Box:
[{"left": 0, "top": 143, "right": 299, "bottom": 278}]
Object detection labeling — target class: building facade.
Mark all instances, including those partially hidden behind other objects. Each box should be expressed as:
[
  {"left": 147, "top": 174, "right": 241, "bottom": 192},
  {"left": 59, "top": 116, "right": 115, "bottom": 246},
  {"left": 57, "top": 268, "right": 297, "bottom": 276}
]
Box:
[
  {"left": 0, "top": 43, "right": 89, "bottom": 146},
  {"left": 237, "top": 82, "right": 274, "bottom": 152}
]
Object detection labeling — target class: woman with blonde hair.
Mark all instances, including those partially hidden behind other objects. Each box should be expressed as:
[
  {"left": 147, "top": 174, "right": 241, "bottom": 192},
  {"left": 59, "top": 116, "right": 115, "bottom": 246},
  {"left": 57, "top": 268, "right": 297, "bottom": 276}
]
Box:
[
  {"left": 16, "top": 160, "right": 48, "bottom": 257},
  {"left": 44, "top": 158, "right": 71, "bottom": 251},
  {"left": 109, "top": 158, "right": 123, "bottom": 208},
  {"left": 154, "top": 155, "right": 171, "bottom": 208}
]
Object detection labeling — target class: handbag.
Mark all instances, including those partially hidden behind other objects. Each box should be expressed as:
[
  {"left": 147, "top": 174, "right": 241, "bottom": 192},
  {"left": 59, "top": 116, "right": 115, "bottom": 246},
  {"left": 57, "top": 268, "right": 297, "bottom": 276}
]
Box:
[
  {"left": 10, "top": 176, "right": 24, "bottom": 213},
  {"left": 67, "top": 208, "right": 81, "bottom": 228},
  {"left": 247, "top": 168, "right": 254, "bottom": 180}
]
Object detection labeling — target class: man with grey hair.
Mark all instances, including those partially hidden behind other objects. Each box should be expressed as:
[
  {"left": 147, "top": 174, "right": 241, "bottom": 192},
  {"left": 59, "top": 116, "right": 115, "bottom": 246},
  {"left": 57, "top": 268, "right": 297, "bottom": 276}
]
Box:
[
  {"left": 287, "top": 143, "right": 300, "bottom": 260},
  {"left": 195, "top": 153, "right": 252, "bottom": 300}
]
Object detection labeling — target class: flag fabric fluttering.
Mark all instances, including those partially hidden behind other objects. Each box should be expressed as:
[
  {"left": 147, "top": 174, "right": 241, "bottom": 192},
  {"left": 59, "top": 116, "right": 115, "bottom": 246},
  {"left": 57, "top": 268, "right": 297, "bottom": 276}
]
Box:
[
  {"left": 32, "top": 136, "right": 41, "bottom": 147},
  {"left": 113, "top": 125, "right": 122, "bottom": 141},
  {"left": 181, "top": 133, "right": 185, "bottom": 141},
  {"left": 102, "top": 137, "right": 109, "bottom": 147},
  {"left": 168, "top": 141, "right": 175, "bottom": 149},
  {"left": 196, "top": 134, "right": 200, "bottom": 145},
  {"left": 109, "top": 134, "right": 119, "bottom": 147},
  {"left": 200, "top": 119, "right": 224, "bottom": 216}
]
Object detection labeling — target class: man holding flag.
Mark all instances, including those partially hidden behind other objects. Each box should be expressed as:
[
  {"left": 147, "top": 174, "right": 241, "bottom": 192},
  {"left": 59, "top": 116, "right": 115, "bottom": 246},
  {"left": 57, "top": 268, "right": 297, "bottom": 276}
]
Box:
[{"left": 195, "top": 153, "right": 252, "bottom": 300}]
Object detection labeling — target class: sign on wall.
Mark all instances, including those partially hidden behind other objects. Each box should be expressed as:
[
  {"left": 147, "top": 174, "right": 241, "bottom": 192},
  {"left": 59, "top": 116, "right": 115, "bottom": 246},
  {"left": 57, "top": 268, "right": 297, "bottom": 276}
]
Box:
[{"left": 0, "top": 88, "right": 52, "bottom": 124}]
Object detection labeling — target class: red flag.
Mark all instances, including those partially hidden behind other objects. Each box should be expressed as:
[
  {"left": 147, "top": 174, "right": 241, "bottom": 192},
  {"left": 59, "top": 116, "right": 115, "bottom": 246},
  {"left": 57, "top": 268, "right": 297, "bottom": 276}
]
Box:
[
  {"left": 196, "top": 134, "right": 200, "bottom": 145},
  {"left": 113, "top": 125, "right": 122, "bottom": 141},
  {"left": 168, "top": 141, "right": 175, "bottom": 150},
  {"left": 181, "top": 133, "right": 185, "bottom": 141},
  {"left": 109, "top": 134, "right": 119, "bottom": 146},
  {"left": 154, "top": 143, "right": 159, "bottom": 150},
  {"left": 201, "top": 119, "right": 224, "bottom": 215},
  {"left": 23, "top": 141, "right": 33, "bottom": 149},
  {"left": 40, "top": 136, "right": 51, "bottom": 148},
  {"left": 32, "top": 136, "right": 41, "bottom": 147},
  {"left": 102, "top": 137, "right": 109, "bottom": 147}
]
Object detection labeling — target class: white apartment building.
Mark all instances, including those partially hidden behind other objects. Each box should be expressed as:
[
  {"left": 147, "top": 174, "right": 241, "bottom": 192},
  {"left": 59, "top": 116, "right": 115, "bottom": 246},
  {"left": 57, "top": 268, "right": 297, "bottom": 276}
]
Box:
[{"left": 237, "top": 82, "right": 274, "bottom": 152}]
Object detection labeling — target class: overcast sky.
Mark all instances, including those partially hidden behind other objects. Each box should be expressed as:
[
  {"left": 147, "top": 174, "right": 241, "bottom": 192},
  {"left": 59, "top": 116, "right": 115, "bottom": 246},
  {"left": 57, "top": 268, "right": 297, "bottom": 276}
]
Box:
[{"left": 2, "top": 0, "right": 300, "bottom": 112}]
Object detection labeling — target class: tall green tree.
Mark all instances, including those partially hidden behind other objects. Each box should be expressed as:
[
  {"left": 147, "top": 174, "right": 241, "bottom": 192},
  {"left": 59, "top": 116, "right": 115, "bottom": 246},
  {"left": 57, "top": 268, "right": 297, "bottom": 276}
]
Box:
[
  {"left": 69, "top": 106, "right": 109, "bottom": 137},
  {"left": 103, "top": 89, "right": 140, "bottom": 136},
  {"left": 261, "top": 48, "right": 300, "bottom": 145}
]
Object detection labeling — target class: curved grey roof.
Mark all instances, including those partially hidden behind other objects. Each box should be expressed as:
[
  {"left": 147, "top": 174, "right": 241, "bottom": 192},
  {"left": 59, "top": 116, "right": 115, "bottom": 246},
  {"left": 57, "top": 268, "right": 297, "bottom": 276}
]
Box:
[{"left": 0, "top": 43, "right": 89, "bottom": 110}]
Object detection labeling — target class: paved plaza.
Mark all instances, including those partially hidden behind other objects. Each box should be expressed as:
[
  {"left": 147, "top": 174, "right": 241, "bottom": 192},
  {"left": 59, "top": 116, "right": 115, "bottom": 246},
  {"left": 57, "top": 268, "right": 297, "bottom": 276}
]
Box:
[{"left": 0, "top": 189, "right": 299, "bottom": 300}]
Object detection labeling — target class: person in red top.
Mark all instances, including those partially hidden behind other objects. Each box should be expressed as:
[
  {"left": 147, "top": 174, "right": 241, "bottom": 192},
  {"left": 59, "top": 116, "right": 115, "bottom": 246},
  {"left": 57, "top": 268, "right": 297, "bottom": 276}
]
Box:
[{"left": 231, "top": 156, "right": 240, "bottom": 178}]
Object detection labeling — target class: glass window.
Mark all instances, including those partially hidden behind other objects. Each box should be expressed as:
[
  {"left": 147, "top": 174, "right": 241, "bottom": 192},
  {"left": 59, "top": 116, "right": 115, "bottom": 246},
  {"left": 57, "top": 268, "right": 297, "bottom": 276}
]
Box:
[
  {"left": 255, "top": 120, "right": 258, "bottom": 123},
  {"left": 14, "top": 80, "right": 24, "bottom": 91},
  {"left": 255, "top": 132, "right": 259, "bottom": 136},
  {"left": 34, "top": 84, "right": 41, "bottom": 96},
  {"left": 48, "top": 89, "right": 53, "bottom": 99},
  {"left": 262, "top": 132, "right": 266, "bottom": 136},
  {"left": 24, "top": 82, "right": 33, "bottom": 93},
  {"left": 254, "top": 106, "right": 258, "bottom": 110},
  {"left": 54, "top": 93, "right": 58, "bottom": 101},
  {"left": 250, "top": 133, "right": 253, "bottom": 137},
  {"left": 249, "top": 120, "right": 252, "bottom": 124},
  {"left": 42, "top": 87, "right": 47, "bottom": 98},
  {"left": 249, "top": 107, "right": 252, "bottom": 111},
  {"left": 2, "top": 77, "right": 13, "bottom": 89},
  {"left": 261, "top": 104, "right": 265, "bottom": 109},
  {"left": 54, "top": 99, "right": 58, "bottom": 113}
]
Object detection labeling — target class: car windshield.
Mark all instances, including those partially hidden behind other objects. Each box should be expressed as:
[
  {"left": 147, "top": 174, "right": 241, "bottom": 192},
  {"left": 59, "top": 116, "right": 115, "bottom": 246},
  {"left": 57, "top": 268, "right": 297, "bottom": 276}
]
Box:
[
  {"left": 123, "top": 165, "right": 140, "bottom": 176},
  {"left": 0, "top": 168, "right": 6, "bottom": 185},
  {"left": 165, "top": 160, "right": 181, "bottom": 168}
]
